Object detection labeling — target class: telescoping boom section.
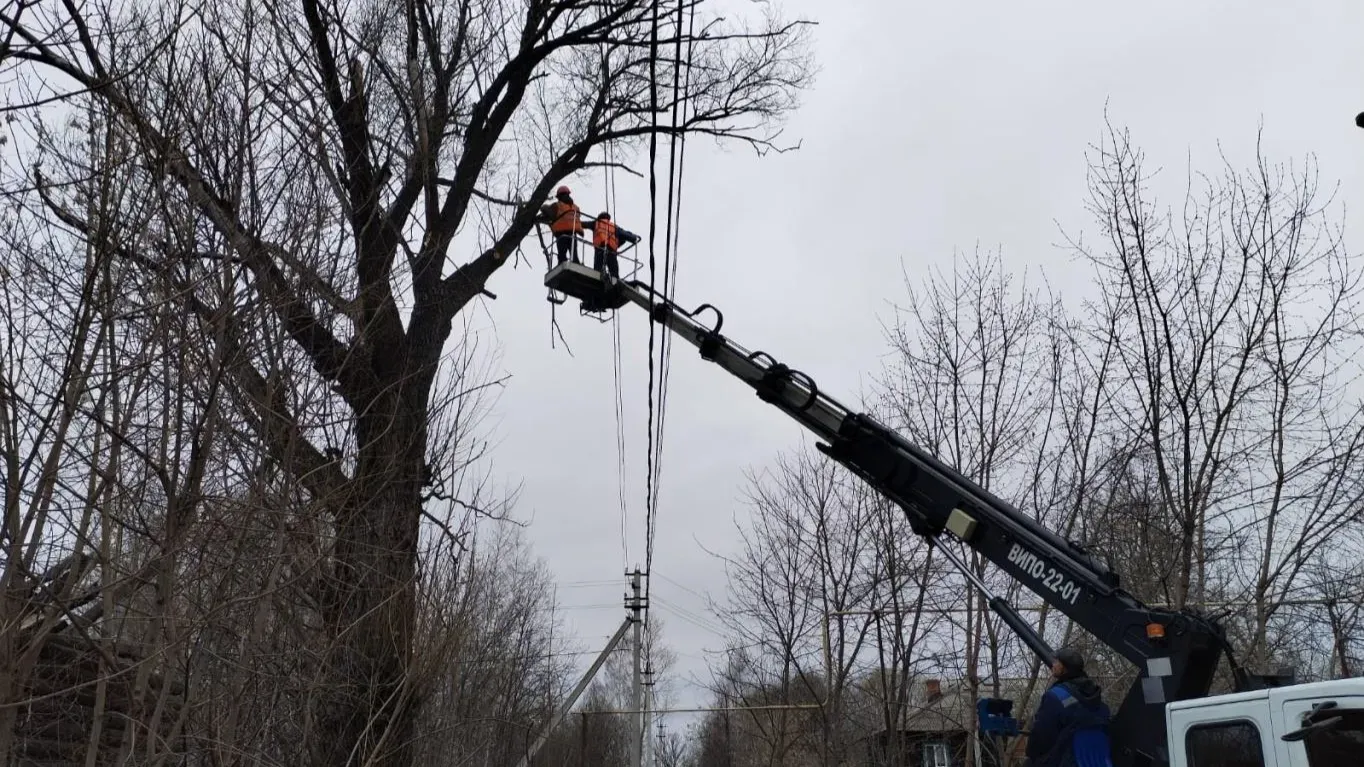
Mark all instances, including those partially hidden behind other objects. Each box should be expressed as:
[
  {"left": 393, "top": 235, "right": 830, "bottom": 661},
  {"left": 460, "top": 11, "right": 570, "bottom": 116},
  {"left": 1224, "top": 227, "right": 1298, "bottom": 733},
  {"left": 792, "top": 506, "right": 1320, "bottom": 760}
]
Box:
[{"left": 546, "top": 262, "right": 1236, "bottom": 767}]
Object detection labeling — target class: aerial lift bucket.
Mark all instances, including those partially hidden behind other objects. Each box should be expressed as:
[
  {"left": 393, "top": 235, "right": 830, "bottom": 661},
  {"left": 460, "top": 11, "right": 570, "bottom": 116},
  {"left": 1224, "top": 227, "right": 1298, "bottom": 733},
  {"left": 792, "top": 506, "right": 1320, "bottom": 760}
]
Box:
[{"left": 536, "top": 226, "right": 570, "bottom": 305}]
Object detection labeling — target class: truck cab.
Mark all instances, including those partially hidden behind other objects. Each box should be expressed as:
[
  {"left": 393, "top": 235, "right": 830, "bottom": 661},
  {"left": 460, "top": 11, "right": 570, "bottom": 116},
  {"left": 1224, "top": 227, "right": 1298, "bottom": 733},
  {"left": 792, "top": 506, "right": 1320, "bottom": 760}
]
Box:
[{"left": 1167, "top": 679, "right": 1364, "bottom": 767}]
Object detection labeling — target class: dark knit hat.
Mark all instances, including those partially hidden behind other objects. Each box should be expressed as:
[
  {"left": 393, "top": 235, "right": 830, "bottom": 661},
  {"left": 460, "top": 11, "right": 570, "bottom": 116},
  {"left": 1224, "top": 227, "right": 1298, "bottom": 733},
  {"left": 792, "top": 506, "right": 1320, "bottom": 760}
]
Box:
[{"left": 1055, "top": 647, "right": 1086, "bottom": 674}]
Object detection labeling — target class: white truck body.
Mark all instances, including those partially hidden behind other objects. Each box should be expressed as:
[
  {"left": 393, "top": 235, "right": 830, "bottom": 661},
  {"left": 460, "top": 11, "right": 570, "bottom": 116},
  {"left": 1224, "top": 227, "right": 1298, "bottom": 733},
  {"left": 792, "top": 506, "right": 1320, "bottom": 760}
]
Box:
[{"left": 1166, "top": 678, "right": 1364, "bottom": 767}]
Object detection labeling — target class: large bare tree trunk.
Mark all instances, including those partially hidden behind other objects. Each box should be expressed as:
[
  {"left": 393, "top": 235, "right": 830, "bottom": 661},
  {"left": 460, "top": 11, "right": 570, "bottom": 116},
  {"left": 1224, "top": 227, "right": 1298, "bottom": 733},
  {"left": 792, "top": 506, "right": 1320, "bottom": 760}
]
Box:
[{"left": 314, "top": 395, "right": 426, "bottom": 763}]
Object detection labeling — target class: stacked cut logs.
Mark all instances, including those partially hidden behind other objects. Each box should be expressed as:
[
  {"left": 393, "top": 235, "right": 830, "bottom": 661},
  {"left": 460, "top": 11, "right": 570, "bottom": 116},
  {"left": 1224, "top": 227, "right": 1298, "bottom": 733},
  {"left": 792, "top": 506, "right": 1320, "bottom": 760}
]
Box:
[{"left": 11, "top": 632, "right": 186, "bottom": 767}]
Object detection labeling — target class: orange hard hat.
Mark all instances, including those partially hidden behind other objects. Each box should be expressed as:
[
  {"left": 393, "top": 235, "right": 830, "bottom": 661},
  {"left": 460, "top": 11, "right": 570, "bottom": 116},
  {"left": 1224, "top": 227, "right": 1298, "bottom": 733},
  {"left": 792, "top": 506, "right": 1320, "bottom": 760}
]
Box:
[{"left": 557, "top": 185, "right": 571, "bottom": 196}]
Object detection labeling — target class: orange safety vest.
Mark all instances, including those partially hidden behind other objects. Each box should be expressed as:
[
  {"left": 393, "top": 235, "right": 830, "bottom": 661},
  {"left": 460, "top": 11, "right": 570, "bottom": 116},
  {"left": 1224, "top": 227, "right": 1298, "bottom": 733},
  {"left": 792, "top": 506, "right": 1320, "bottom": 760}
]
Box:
[
  {"left": 593, "top": 219, "right": 619, "bottom": 251},
  {"left": 549, "top": 201, "right": 583, "bottom": 235}
]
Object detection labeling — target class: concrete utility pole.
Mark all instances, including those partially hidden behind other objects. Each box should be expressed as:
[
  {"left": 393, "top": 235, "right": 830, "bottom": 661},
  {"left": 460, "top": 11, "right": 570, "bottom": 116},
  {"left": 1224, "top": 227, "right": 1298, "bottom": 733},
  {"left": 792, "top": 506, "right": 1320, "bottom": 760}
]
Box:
[
  {"left": 643, "top": 664, "right": 656, "bottom": 767},
  {"left": 657, "top": 719, "right": 667, "bottom": 767},
  {"left": 627, "top": 568, "right": 647, "bottom": 767},
  {"left": 512, "top": 617, "right": 633, "bottom": 767}
]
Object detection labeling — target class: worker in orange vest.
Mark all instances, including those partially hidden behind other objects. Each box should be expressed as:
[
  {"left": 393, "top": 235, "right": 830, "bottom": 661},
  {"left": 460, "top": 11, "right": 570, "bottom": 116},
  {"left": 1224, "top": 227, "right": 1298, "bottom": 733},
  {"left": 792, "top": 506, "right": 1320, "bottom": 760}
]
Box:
[
  {"left": 591, "top": 211, "right": 640, "bottom": 279},
  {"left": 539, "top": 185, "right": 590, "bottom": 265}
]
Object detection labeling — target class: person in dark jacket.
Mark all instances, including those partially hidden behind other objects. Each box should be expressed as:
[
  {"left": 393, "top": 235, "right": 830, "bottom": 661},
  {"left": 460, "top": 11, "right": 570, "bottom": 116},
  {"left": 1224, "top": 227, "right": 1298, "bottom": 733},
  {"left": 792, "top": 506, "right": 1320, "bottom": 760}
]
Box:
[{"left": 1026, "top": 648, "right": 1114, "bottom": 767}]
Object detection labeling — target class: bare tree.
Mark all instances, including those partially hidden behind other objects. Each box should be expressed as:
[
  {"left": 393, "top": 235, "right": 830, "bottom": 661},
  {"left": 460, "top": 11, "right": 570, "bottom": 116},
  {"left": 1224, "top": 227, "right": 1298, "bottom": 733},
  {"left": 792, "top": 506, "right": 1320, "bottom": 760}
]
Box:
[
  {"left": 697, "top": 251, "right": 1074, "bottom": 766},
  {"left": 708, "top": 444, "right": 978, "bottom": 764},
  {"left": 711, "top": 447, "right": 883, "bottom": 763},
  {"left": 853, "top": 487, "right": 956, "bottom": 767},
  {"left": 687, "top": 701, "right": 737, "bottom": 767},
  {"left": 0, "top": 96, "right": 230, "bottom": 765},
  {"left": 410, "top": 521, "right": 574, "bottom": 765},
  {"left": 655, "top": 724, "right": 689, "bottom": 767},
  {"left": 1067, "top": 121, "right": 1364, "bottom": 671},
  {"left": 694, "top": 644, "right": 825, "bottom": 767},
  {"left": 877, "top": 247, "right": 1075, "bottom": 760},
  {"left": 0, "top": 107, "right": 557, "bottom": 762},
  {"left": 524, "top": 614, "right": 677, "bottom": 767},
  {"left": 701, "top": 119, "right": 1364, "bottom": 767},
  {"left": 1318, "top": 565, "right": 1363, "bottom": 679},
  {"left": 0, "top": 1, "right": 811, "bottom": 765}
]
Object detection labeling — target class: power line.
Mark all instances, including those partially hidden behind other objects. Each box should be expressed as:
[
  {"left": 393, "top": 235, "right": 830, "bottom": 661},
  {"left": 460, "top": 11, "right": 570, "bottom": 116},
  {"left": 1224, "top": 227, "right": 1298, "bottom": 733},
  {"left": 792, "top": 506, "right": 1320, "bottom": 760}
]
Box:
[
  {"left": 607, "top": 164, "right": 629, "bottom": 571},
  {"left": 653, "top": 596, "right": 727, "bottom": 637},
  {"left": 644, "top": 0, "right": 697, "bottom": 635},
  {"left": 637, "top": 11, "right": 701, "bottom": 750},
  {"left": 641, "top": 8, "right": 664, "bottom": 762},
  {"left": 450, "top": 648, "right": 627, "bottom": 666},
  {"left": 642, "top": 0, "right": 661, "bottom": 587},
  {"left": 650, "top": 0, "right": 697, "bottom": 525},
  {"left": 654, "top": 571, "right": 708, "bottom": 602}
]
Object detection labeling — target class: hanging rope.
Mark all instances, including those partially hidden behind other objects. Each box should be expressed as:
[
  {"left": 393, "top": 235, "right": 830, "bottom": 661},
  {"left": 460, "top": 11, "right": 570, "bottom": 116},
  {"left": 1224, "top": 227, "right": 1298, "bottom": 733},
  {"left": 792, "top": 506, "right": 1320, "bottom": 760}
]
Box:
[
  {"left": 537, "top": 225, "right": 574, "bottom": 353},
  {"left": 596, "top": 18, "right": 630, "bottom": 574},
  {"left": 611, "top": 309, "right": 629, "bottom": 569}
]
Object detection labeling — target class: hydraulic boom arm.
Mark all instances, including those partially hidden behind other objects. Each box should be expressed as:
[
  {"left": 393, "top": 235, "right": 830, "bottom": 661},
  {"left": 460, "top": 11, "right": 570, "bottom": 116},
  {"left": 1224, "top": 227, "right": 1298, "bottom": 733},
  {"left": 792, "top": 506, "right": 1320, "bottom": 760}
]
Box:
[{"left": 545, "top": 263, "right": 1233, "bottom": 767}]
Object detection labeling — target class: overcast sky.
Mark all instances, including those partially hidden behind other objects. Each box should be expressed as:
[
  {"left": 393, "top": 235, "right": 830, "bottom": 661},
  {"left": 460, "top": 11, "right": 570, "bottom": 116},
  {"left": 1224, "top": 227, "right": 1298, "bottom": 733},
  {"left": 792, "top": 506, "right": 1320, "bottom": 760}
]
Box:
[{"left": 468, "top": 0, "right": 1364, "bottom": 727}]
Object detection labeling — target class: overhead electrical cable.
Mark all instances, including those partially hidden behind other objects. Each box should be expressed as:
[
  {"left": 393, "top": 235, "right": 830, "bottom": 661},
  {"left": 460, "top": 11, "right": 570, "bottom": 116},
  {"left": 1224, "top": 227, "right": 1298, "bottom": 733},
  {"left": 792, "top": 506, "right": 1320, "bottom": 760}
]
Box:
[
  {"left": 639, "top": 5, "right": 663, "bottom": 756},
  {"left": 643, "top": 0, "right": 662, "bottom": 581},
  {"left": 648, "top": 0, "right": 696, "bottom": 522},
  {"left": 644, "top": 0, "right": 695, "bottom": 617},
  {"left": 640, "top": 3, "right": 698, "bottom": 709},
  {"left": 600, "top": 30, "right": 630, "bottom": 573},
  {"left": 646, "top": 0, "right": 687, "bottom": 568}
]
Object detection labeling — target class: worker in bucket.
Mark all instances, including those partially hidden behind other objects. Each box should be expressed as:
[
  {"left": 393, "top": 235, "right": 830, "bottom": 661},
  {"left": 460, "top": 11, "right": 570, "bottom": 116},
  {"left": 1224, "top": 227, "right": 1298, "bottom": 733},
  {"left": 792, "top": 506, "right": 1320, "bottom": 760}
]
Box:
[
  {"left": 590, "top": 211, "right": 640, "bottom": 280},
  {"left": 539, "top": 185, "right": 589, "bottom": 265},
  {"left": 1025, "top": 648, "right": 1113, "bottom": 767}
]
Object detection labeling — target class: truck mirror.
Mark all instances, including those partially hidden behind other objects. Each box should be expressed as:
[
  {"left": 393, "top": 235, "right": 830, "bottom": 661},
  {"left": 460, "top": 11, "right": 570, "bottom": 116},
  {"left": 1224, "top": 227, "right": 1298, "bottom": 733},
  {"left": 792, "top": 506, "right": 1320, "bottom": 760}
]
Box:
[
  {"left": 1282, "top": 700, "right": 1340, "bottom": 742},
  {"left": 1281, "top": 715, "right": 1342, "bottom": 742}
]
